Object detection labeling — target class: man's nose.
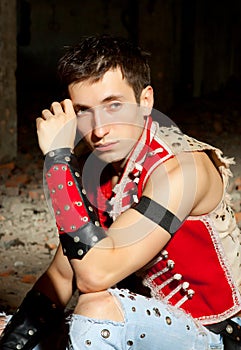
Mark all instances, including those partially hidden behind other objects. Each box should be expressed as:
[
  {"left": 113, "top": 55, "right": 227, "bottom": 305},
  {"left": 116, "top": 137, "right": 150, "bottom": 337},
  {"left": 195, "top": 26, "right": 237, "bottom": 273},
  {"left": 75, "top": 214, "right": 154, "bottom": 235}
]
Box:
[{"left": 92, "top": 108, "right": 109, "bottom": 138}]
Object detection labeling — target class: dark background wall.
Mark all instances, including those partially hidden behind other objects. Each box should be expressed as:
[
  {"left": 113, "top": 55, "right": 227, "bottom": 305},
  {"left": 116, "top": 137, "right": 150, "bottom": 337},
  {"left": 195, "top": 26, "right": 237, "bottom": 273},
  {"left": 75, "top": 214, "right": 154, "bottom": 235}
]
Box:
[{"left": 13, "top": 0, "right": 241, "bottom": 153}]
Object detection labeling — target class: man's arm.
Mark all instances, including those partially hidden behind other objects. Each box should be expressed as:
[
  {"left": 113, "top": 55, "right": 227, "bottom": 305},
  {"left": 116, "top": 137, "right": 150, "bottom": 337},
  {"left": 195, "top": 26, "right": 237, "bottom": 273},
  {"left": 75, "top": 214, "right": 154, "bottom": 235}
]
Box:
[{"left": 71, "top": 151, "right": 223, "bottom": 293}]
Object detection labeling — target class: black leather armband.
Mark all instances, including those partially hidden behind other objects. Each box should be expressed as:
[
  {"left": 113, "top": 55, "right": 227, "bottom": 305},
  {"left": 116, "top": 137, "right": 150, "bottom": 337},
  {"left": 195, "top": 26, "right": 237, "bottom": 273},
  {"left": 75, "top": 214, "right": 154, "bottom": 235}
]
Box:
[
  {"left": 132, "top": 196, "right": 183, "bottom": 235},
  {"left": 0, "top": 290, "right": 64, "bottom": 350}
]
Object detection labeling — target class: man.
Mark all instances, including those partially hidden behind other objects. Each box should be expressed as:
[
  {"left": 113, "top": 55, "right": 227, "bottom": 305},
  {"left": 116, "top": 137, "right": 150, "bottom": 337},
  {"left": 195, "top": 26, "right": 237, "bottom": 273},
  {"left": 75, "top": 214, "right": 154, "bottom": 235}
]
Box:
[{"left": 1, "top": 35, "right": 241, "bottom": 349}]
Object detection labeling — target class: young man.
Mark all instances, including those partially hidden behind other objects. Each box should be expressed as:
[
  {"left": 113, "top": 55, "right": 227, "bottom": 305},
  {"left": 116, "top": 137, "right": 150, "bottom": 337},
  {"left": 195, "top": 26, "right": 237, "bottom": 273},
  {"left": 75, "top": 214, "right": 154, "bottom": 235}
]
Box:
[{"left": 1, "top": 35, "right": 241, "bottom": 349}]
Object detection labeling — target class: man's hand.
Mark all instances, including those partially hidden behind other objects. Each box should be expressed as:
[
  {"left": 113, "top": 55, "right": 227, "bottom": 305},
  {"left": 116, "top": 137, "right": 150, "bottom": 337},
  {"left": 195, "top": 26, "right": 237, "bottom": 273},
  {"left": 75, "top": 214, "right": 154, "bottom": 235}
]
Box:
[{"left": 36, "top": 99, "right": 77, "bottom": 155}]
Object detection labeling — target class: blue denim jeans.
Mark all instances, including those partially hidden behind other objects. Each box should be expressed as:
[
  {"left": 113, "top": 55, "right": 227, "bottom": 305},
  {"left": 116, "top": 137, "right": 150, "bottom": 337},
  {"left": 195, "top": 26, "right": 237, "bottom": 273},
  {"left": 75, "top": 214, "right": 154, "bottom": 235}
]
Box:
[{"left": 66, "top": 288, "right": 223, "bottom": 350}]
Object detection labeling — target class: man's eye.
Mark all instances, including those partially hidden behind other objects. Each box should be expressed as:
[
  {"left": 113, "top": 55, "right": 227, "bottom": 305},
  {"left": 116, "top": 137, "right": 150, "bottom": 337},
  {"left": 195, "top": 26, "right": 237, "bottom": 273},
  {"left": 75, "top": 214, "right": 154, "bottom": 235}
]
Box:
[
  {"left": 106, "top": 102, "right": 122, "bottom": 112},
  {"left": 76, "top": 107, "right": 91, "bottom": 117}
]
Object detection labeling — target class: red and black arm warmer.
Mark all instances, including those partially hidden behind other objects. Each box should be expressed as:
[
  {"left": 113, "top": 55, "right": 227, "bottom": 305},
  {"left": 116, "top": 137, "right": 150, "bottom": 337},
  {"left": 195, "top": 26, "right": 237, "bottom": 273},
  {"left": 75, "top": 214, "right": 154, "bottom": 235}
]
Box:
[{"left": 44, "top": 148, "right": 107, "bottom": 260}]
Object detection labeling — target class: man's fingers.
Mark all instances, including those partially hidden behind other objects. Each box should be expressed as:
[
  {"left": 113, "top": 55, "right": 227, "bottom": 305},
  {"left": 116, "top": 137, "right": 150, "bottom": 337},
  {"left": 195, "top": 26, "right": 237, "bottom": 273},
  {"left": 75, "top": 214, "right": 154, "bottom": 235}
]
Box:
[
  {"left": 61, "top": 99, "right": 76, "bottom": 117},
  {"left": 50, "top": 101, "right": 65, "bottom": 114},
  {"left": 42, "top": 109, "right": 53, "bottom": 120}
]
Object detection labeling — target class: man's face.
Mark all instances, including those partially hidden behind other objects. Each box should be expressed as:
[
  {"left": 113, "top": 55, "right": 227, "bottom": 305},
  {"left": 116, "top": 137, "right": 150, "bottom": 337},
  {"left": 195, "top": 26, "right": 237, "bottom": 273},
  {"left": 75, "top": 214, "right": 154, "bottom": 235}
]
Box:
[{"left": 68, "top": 69, "right": 146, "bottom": 164}]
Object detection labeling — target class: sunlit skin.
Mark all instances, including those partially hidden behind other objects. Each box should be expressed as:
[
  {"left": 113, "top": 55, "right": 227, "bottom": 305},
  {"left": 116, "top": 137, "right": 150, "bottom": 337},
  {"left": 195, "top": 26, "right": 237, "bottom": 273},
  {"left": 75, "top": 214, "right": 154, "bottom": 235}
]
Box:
[{"left": 69, "top": 69, "right": 152, "bottom": 172}]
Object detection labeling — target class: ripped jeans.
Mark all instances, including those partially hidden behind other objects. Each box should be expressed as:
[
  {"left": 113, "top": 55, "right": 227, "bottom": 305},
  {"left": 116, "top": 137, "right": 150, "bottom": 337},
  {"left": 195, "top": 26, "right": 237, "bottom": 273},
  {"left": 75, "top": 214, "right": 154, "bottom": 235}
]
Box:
[{"left": 67, "top": 288, "right": 223, "bottom": 350}]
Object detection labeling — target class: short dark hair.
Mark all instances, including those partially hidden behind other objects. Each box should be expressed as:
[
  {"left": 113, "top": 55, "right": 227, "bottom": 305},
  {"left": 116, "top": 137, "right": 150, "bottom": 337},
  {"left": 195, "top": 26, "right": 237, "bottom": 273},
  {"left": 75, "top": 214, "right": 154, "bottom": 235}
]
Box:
[{"left": 57, "top": 35, "right": 151, "bottom": 102}]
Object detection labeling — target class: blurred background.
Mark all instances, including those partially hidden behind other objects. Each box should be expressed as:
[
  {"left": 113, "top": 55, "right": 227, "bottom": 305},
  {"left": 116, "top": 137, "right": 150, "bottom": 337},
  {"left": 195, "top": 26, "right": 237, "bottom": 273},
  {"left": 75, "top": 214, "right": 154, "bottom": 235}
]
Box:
[{"left": 0, "top": 0, "right": 241, "bottom": 161}]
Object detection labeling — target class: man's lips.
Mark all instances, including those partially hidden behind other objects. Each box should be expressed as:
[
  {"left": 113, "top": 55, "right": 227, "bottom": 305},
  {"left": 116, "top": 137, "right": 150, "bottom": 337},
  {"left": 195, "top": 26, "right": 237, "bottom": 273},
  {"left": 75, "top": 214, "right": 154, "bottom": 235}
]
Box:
[{"left": 94, "top": 141, "right": 119, "bottom": 151}]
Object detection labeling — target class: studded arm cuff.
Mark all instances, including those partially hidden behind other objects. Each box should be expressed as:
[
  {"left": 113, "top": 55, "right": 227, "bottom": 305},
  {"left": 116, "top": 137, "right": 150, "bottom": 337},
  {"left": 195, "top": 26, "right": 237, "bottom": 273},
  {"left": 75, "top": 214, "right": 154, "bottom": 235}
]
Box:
[
  {"left": 44, "top": 148, "right": 107, "bottom": 260},
  {"left": 0, "top": 289, "right": 64, "bottom": 350}
]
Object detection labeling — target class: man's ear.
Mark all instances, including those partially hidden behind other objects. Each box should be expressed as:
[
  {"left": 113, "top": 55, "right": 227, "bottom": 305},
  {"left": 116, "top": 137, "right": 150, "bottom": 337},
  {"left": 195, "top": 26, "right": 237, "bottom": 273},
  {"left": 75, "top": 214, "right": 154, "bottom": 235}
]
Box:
[{"left": 139, "top": 86, "right": 154, "bottom": 115}]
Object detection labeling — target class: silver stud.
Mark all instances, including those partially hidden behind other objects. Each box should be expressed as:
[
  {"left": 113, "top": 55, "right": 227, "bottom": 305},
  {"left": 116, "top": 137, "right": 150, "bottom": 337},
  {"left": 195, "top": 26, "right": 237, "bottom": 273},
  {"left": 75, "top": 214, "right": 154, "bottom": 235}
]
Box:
[
  {"left": 85, "top": 340, "right": 91, "bottom": 345},
  {"left": 62, "top": 166, "right": 67, "bottom": 171},
  {"left": 132, "top": 307, "right": 136, "bottom": 312},
  {"left": 65, "top": 156, "right": 71, "bottom": 162},
  {"left": 82, "top": 216, "right": 88, "bottom": 222},
  {"left": 166, "top": 316, "right": 172, "bottom": 325},
  {"left": 64, "top": 205, "right": 70, "bottom": 211},
  {"left": 101, "top": 329, "right": 110, "bottom": 338},
  {"left": 58, "top": 184, "right": 64, "bottom": 190},
  {"left": 78, "top": 249, "right": 84, "bottom": 256},
  {"left": 70, "top": 225, "right": 76, "bottom": 230},
  {"left": 68, "top": 181, "right": 73, "bottom": 186},
  {"left": 226, "top": 325, "right": 233, "bottom": 334},
  {"left": 51, "top": 189, "right": 56, "bottom": 193},
  {"left": 74, "top": 236, "right": 80, "bottom": 243},
  {"left": 56, "top": 210, "right": 61, "bottom": 215},
  {"left": 63, "top": 248, "right": 66, "bottom": 253},
  {"left": 47, "top": 172, "right": 51, "bottom": 177},
  {"left": 49, "top": 151, "right": 55, "bottom": 157},
  {"left": 53, "top": 166, "right": 59, "bottom": 171},
  {"left": 140, "top": 333, "right": 146, "bottom": 338},
  {"left": 75, "top": 201, "right": 82, "bottom": 206},
  {"left": 127, "top": 340, "right": 133, "bottom": 346},
  {"left": 94, "top": 221, "right": 100, "bottom": 226},
  {"left": 16, "top": 345, "right": 22, "bottom": 349},
  {"left": 88, "top": 206, "right": 93, "bottom": 211},
  {"left": 28, "top": 329, "right": 34, "bottom": 336},
  {"left": 92, "top": 235, "right": 98, "bottom": 242},
  {"left": 60, "top": 227, "right": 65, "bottom": 231},
  {"left": 75, "top": 171, "right": 80, "bottom": 177},
  {"left": 82, "top": 188, "right": 86, "bottom": 195}
]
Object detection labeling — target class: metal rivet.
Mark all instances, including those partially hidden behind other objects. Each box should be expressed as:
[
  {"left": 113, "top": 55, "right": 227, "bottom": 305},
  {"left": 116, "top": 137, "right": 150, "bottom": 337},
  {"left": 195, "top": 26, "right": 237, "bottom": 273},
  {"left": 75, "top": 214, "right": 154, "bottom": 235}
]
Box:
[
  {"left": 166, "top": 316, "right": 172, "bottom": 325},
  {"left": 82, "top": 217, "right": 88, "bottom": 222},
  {"left": 75, "top": 201, "right": 82, "bottom": 206},
  {"left": 62, "top": 166, "right": 67, "bottom": 171},
  {"left": 47, "top": 172, "right": 51, "bottom": 177},
  {"left": 226, "top": 325, "right": 233, "bottom": 334},
  {"left": 68, "top": 181, "right": 73, "bottom": 186},
  {"left": 28, "top": 329, "right": 34, "bottom": 336},
  {"left": 94, "top": 221, "right": 100, "bottom": 226},
  {"left": 127, "top": 340, "right": 133, "bottom": 346},
  {"left": 85, "top": 340, "right": 91, "bottom": 345},
  {"left": 49, "top": 151, "right": 55, "bottom": 157},
  {"left": 65, "top": 156, "right": 71, "bottom": 162},
  {"left": 58, "top": 184, "right": 63, "bottom": 189},
  {"left": 132, "top": 307, "right": 136, "bottom": 312},
  {"left": 237, "top": 336, "right": 240, "bottom": 341},
  {"left": 70, "top": 225, "right": 76, "bottom": 230},
  {"left": 82, "top": 188, "right": 86, "bottom": 194},
  {"left": 51, "top": 189, "right": 56, "bottom": 193},
  {"left": 92, "top": 235, "right": 98, "bottom": 242},
  {"left": 74, "top": 236, "right": 80, "bottom": 243},
  {"left": 64, "top": 205, "right": 70, "bottom": 211},
  {"left": 119, "top": 294, "right": 125, "bottom": 298},
  {"left": 88, "top": 206, "right": 93, "bottom": 211},
  {"left": 78, "top": 249, "right": 84, "bottom": 256},
  {"left": 16, "top": 345, "right": 22, "bottom": 349},
  {"left": 101, "top": 329, "right": 110, "bottom": 338},
  {"left": 140, "top": 333, "right": 146, "bottom": 338},
  {"left": 54, "top": 166, "right": 59, "bottom": 171},
  {"left": 153, "top": 307, "right": 161, "bottom": 317},
  {"left": 75, "top": 171, "right": 80, "bottom": 177},
  {"left": 56, "top": 210, "right": 61, "bottom": 215},
  {"left": 146, "top": 309, "right": 151, "bottom": 316}
]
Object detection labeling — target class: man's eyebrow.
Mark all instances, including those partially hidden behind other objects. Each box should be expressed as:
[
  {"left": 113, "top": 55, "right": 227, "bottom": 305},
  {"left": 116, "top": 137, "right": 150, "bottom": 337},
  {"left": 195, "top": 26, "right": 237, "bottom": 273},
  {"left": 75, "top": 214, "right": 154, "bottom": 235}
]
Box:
[
  {"left": 73, "top": 95, "right": 124, "bottom": 110},
  {"left": 101, "top": 94, "right": 124, "bottom": 103}
]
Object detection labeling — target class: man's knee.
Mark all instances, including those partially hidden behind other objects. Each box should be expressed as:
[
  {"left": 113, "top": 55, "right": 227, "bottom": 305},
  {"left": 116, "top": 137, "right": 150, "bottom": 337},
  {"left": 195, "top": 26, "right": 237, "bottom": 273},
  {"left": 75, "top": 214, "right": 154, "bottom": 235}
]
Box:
[{"left": 74, "top": 290, "right": 124, "bottom": 322}]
